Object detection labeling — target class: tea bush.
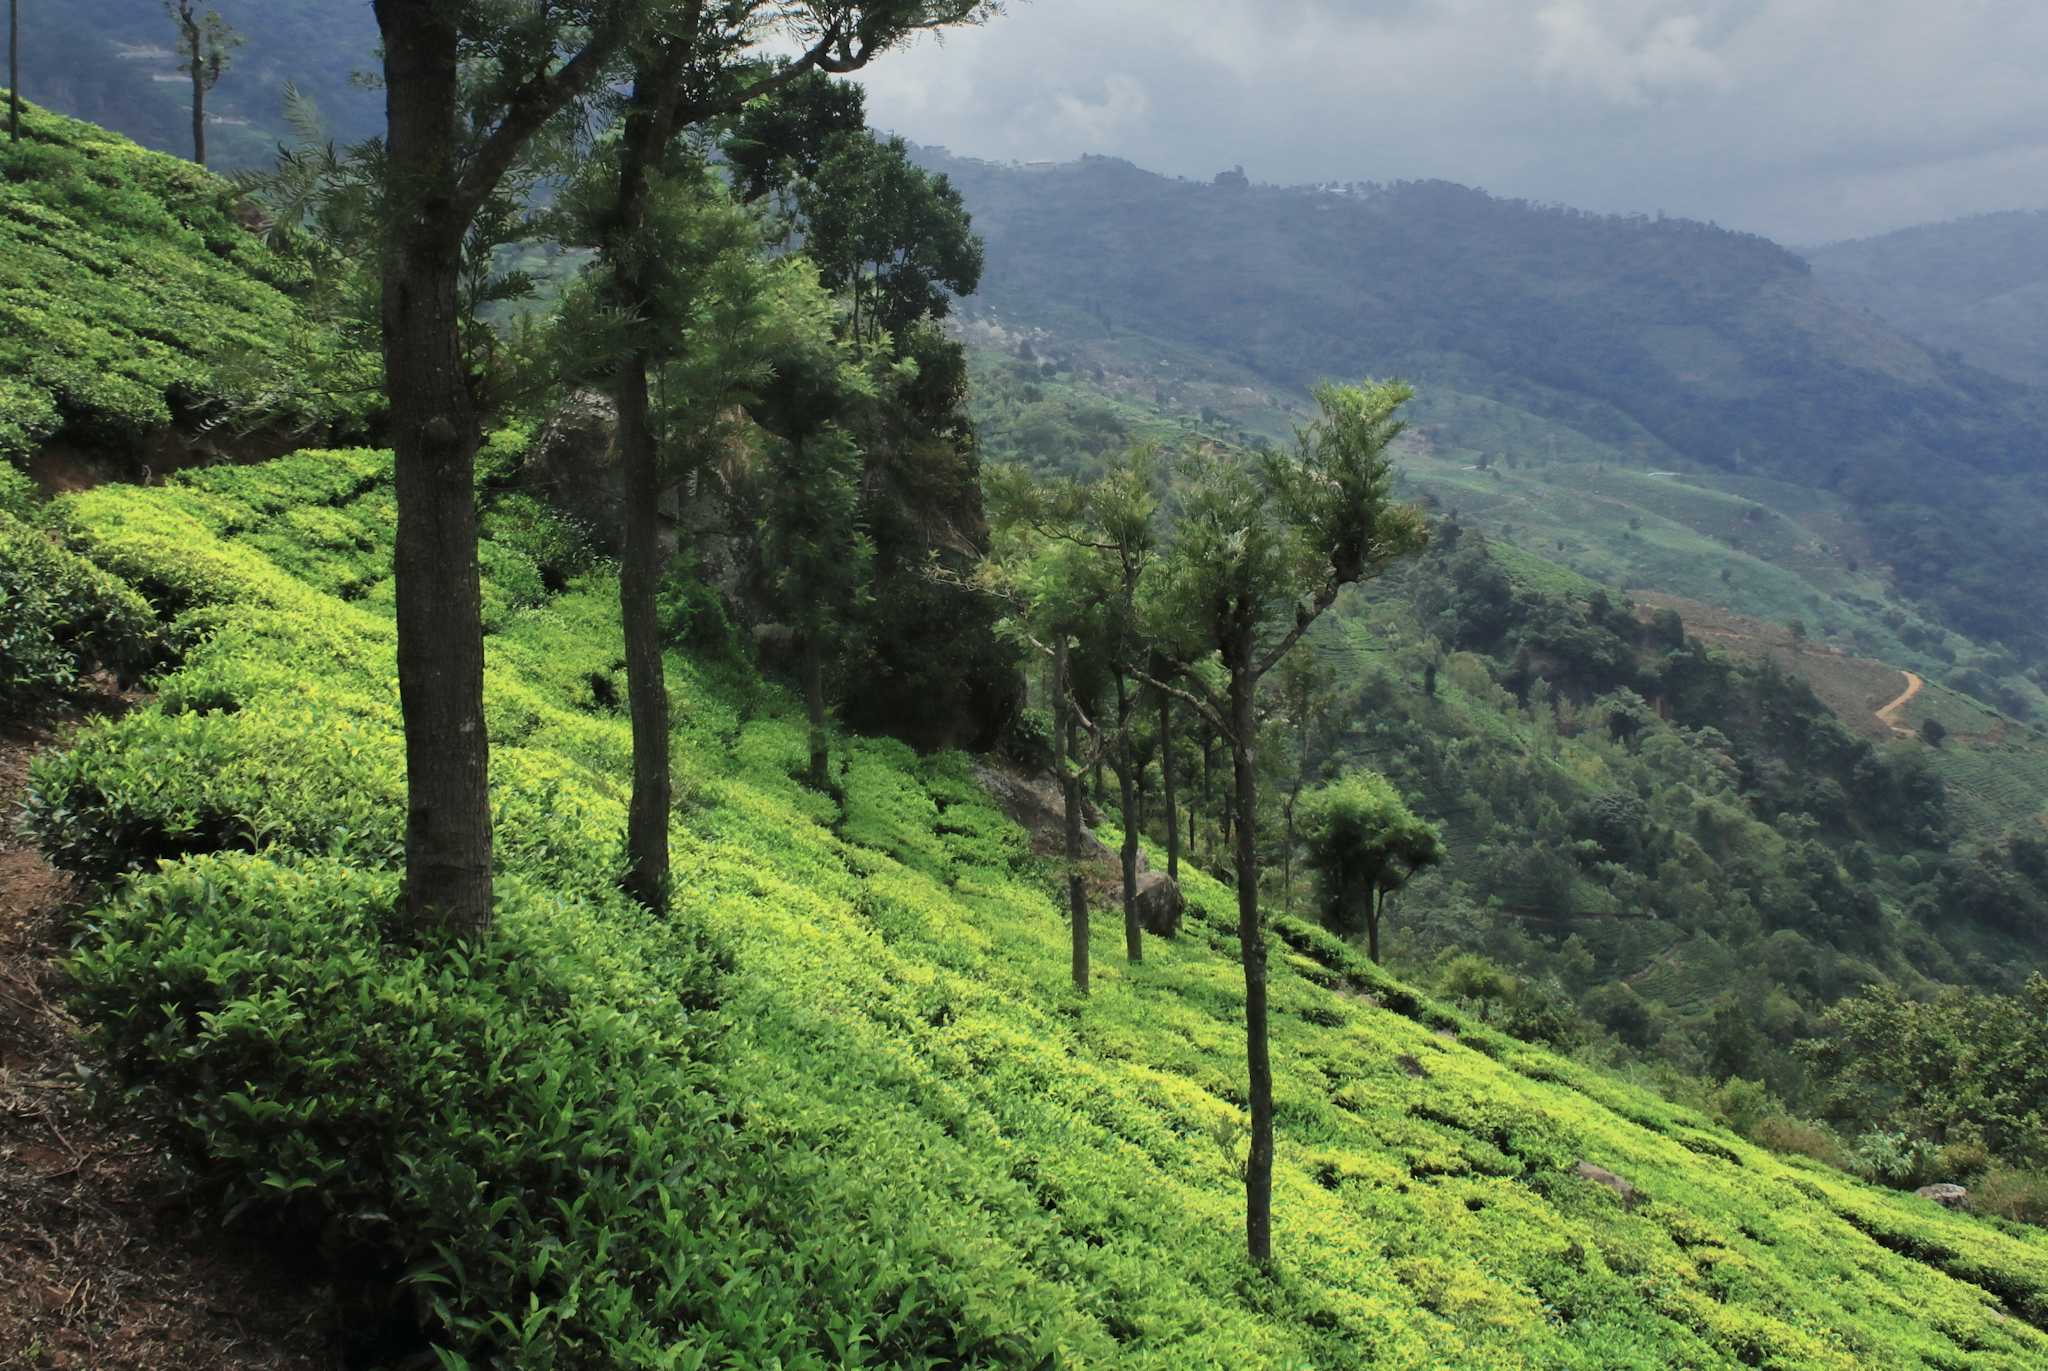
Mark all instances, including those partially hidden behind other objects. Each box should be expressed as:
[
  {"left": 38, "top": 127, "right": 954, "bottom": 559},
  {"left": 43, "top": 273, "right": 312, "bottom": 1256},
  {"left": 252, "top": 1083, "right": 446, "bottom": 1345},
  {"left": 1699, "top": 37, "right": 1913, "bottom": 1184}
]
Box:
[
  {"left": 0, "top": 100, "right": 374, "bottom": 458},
  {"left": 33, "top": 449, "right": 2048, "bottom": 1368},
  {"left": 0, "top": 508, "right": 157, "bottom": 711}
]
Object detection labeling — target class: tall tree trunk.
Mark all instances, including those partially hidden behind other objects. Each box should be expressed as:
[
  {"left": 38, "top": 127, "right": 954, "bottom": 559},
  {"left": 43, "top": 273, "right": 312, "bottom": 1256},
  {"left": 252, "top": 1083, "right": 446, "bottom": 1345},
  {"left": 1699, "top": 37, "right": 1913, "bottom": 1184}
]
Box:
[
  {"left": 1282, "top": 794, "right": 1297, "bottom": 912},
  {"left": 803, "top": 629, "right": 829, "bottom": 791},
  {"left": 1054, "top": 637, "right": 1088, "bottom": 994},
  {"left": 617, "top": 344, "right": 670, "bottom": 909},
  {"left": 9, "top": 0, "right": 20, "bottom": 144},
  {"left": 378, "top": 1, "right": 492, "bottom": 936},
  {"left": 1160, "top": 690, "right": 1178, "bottom": 882},
  {"left": 1230, "top": 646, "right": 1273, "bottom": 1266},
  {"left": 1116, "top": 672, "right": 1140, "bottom": 963},
  {"left": 1367, "top": 886, "right": 1383, "bottom": 965},
  {"left": 608, "top": 65, "right": 692, "bottom": 912},
  {"left": 181, "top": 13, "right": 206, "bottom": 166}
]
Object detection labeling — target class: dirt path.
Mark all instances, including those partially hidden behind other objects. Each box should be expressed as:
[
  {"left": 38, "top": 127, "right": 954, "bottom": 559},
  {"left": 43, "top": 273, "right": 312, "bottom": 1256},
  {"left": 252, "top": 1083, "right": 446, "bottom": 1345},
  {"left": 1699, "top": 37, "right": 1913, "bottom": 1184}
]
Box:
[
  {"left": 1876, "top": 670, "right": 1924, "bottom": 736},
  {"left": 0, "top": 696, "right": 334, "bottom": 1370}
]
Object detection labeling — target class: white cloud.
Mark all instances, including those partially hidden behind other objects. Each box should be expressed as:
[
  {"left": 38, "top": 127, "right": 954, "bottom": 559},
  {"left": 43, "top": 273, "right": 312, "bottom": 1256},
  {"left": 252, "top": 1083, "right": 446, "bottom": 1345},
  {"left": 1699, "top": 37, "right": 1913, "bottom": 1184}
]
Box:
[
  {"left": 1049, "top": 74, "right": 1153, "bottom": 145},
  {"left": 853, "top": 0, "right": 2048, "bottom": 241},
  {"left": 1534, "top": 3, "right": 1729, "bottom": 105}
]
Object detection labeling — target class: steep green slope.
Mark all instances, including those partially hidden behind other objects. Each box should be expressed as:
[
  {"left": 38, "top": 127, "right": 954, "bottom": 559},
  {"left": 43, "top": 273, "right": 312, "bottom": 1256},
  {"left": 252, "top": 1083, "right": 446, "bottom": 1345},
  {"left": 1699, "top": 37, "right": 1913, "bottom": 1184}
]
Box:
[
  {"left": 26, "top": 449, "right": 2048, "bottom": 1367},
  {"left": 1809, "top": 212, "right": 2048, "bottom": 388},
  {"left": 0, "top": 99, "right": 368, "bottom": 463}
]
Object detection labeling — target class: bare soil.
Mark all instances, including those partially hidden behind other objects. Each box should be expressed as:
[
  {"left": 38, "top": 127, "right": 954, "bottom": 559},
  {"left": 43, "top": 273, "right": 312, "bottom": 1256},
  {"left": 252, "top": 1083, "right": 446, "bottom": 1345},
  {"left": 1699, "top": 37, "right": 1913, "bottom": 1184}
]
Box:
[
  {"left": 0, "top": 692, "right": 338, "bottom": 1370},
  {"left": 1632, "top": 591, "right": 1912, "bottom": 739}
]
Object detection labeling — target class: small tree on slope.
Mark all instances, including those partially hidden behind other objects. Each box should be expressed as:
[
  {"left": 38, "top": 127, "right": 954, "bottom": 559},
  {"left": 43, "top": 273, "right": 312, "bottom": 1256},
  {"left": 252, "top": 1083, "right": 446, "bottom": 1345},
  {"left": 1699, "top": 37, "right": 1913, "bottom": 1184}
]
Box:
[
  {"left": 1297, "top": 769, "right": 1445, "bottom": 964},
  {"left": 1146, "top": 380, "right": 1427, "bottom": 1266}
]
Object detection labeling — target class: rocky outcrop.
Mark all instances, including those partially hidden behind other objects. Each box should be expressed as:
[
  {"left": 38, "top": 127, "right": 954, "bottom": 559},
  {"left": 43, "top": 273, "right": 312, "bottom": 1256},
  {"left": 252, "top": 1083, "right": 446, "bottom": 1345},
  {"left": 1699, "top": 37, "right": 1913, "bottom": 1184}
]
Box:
[
  {"left": 970, "top": 758, "right": 1113, "bottom": 864},
  {"left": 1133, "top": 871, "right": 1185, "bottom": 937},
  {"left": 521, "top": 391, "right": 659, "bottom": 556},
  {"left": 1915, "top": 1183, "right": 1970, "bottom": 1210},
  {"left": 1575, "top": 1161, "right": 1643, "bottom": 1209}
]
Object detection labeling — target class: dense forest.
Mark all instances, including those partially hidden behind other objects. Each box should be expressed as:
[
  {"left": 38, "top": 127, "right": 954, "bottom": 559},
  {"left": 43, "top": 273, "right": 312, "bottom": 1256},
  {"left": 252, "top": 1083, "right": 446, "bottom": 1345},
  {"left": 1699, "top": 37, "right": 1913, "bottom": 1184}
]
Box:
[{"left": 3, "top": 6, "right": 2047, "bottom": 1366}]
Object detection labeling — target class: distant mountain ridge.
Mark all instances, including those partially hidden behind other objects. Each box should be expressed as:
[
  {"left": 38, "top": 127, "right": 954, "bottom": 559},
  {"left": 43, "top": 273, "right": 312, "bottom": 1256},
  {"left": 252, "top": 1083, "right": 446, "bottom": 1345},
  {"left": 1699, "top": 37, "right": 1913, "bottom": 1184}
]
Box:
[
  {"left": 911, "top": 147, "right": 2048, "bottom": 662},
  {"left": 1809, "top": 210, "right": 2048, "bottom": 388}
]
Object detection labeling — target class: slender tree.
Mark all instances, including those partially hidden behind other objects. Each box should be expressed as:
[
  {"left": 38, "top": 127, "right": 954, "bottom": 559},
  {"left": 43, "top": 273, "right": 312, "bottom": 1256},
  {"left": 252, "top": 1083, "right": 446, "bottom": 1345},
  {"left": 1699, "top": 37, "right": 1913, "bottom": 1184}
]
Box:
[
  {"left": 983, "top": 467, "right": 1122, "bottom": 993},
  {"left": 1298, "top": 770, "right": 1445, "bottom": 964},
  {"left": 1148, "top": 383, "right": 1428, "bottom": 1265},
  {"left": 581, "top": 1, "right": 991, "bottom": 909},
  {"left": 1154, "top": 666, "right": 1179, "bottom": 882},
  {"left": 9, "top": 0, "right": 20, "bottom": 145},
  {"left": 1070, "top": 449, "right": 1160, "bottom": 961},
  {"left": 165, "top": 1, "right": 240, "bottom": 166}
]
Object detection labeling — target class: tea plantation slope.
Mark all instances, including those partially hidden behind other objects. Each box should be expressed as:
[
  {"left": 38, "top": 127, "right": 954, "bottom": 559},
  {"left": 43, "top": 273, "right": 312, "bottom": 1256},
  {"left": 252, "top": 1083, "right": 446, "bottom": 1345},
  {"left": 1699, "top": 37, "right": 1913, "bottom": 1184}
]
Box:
[
  {"left": 32, "top": 452, "right": 2048, "bottom": 1368},
  {"left": 0, "top": 99, "right": 367, "bottom": 462}
]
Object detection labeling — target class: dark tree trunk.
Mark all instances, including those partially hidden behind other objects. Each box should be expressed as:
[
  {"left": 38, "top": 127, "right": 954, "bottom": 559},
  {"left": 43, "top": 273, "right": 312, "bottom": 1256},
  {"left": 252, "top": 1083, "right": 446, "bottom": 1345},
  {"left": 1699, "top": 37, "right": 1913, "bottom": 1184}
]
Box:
[
  {"left": 617, "top": 344, "right": 670, "bottom": 909},
  {"left": 177, "top": 7, "right": 206, "bottom": 166},
  {"left": 1116, "top": 672, "right": 1140, "bottom": 963},
  {"left": 803, "top": 630, "right": 829, "bottom": 791},
  {"left": 377, "top": 0, "right": 494, "bottom": 937},
  {"left": 9, "top": 0, "right": 20, "bottom": 144},
  {"left": 608, "top": 64, "right": 694, "bottom": 911},
  {"left": 1054, "top": 636, "right": 1087, "bottom": 994},
  {"left": 1366, "top": 886, "right": 1383, "bottom": 964},
  {"left": 190, "top": 68, "right": 205, "bottom": 165},
  {"left": 1220, "top": 769, "right": 1235, "bottom": 885},
  {"left": 1282, "top": 793, "right": 1297, "bottom": 912},
  {"left": 1230, "top": 644, "right": 1273, "bottom": 1266},
  {"left": 1160, "top": 690, "right": 1178, "bottom": 883}
]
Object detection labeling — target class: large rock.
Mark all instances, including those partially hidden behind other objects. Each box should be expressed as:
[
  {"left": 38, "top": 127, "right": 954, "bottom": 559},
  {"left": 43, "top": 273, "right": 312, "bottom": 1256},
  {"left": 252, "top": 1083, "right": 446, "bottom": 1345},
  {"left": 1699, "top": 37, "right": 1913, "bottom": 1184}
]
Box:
[
  {"left": 521, "top": 391, "right": 658, "bottom": 556},
  {"left": 1574, "top": 1161, "right": 1643, "bottom": 1209},
  {"left": 1915, "top": 1183, "right": 1970, "bottom": 1210},
  {"left": 970, "top": 758, "right": 1114, "bottom": 864},
  {"left": 1133, "top": 871, "right": 1185, "bottom": 938}
]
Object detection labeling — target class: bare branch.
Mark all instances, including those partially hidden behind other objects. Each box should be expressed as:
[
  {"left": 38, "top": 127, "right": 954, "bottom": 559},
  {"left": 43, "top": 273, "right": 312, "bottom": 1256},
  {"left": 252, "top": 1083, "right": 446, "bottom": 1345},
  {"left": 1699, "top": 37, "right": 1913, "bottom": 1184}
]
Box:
[
  {"left": 454, "top": 5, "right": 640, "bottom": 227},
  {"left": 1128, "top": 661, "right": 1229, "bottom": 738},
  {"left": 1252, "top": 581, "right": 1341, "bottom": 682}
]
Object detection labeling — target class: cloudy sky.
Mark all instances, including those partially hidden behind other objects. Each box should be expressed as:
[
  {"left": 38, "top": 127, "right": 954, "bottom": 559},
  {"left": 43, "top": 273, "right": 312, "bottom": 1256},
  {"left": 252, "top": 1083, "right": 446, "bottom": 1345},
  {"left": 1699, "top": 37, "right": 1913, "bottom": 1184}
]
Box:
[{"left": 852, "top": 0, "right": 2048, "bottom": 244}]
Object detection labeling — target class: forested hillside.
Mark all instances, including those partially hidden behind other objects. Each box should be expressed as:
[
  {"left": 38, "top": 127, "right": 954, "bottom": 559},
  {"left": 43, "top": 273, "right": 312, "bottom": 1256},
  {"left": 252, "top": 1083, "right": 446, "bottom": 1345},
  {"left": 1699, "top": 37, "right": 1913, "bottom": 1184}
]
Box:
[
  {"left": 1809, "top": 211, "right": 2048, "bottom": 388},
  {"left": 921, "top": 150, "right": 2048, "bottom": 663}
]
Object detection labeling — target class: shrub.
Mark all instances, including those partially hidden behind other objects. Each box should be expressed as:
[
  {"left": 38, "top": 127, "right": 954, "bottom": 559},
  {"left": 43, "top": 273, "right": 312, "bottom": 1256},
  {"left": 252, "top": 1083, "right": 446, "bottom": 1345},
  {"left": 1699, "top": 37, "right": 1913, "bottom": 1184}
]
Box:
[
  {"left": 0, "top": 510, "right": 157, "bottom": 710},
  {"left": 1851, "top": 1129, "right": 1940, "bottom": 1188},
  {"left": 0, "top": 462, "right": 37, "bottom": 520},
  {"left": 1974, "top": 1167, "right": 2048, "bottom": 1226},
  {"left": 65, "top": 853, "right": 751, "bottom": 1368},
  {"left": 1749, "top": 1114, "right": 1850, "bottom": 1169}
]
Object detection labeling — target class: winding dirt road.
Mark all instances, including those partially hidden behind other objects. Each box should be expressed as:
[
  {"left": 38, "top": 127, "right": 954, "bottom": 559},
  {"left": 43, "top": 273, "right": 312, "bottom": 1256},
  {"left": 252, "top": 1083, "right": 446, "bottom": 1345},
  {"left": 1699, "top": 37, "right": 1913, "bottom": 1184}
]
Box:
[{"left": 1876, "top": 670, "right": 1924, "bottom": 736}]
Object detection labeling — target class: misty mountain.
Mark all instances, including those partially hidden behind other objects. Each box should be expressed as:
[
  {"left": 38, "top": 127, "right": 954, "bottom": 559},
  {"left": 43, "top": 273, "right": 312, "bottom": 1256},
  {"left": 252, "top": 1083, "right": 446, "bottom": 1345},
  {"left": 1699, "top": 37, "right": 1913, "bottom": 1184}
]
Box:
[
  {"left": 1808, "top": 211, "right": 2048, "bottom": 389},
  {"left": 918, "top": 150, "right": 2048, "bottom": 662}
]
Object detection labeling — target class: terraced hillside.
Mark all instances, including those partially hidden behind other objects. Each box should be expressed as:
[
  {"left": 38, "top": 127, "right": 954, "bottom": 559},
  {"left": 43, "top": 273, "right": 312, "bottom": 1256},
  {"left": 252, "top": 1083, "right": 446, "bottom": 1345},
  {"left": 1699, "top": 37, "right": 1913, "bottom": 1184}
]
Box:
[
  {"left": 19, "top": 447, "right": 2048, "bottom": 1367},
  {"left": 0, "top": 100, "right": 370, "bottom": 470}
]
